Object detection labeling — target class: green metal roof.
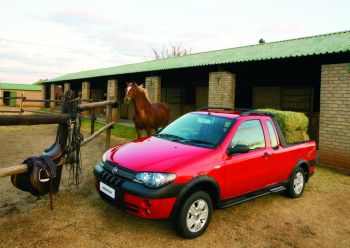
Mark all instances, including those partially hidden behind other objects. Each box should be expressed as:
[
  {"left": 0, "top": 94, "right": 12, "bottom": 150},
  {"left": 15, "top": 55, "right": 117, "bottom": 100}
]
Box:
[
  {"left": 0, "top": 83, "right": 41, "bottom": 91},
  {"left": 47, "top": 30, "right": 350, "bottom": 83}
]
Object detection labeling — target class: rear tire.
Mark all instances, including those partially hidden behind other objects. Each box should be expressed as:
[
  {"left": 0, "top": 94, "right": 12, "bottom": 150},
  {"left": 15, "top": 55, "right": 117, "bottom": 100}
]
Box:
[
  {"left": 173, "top": 191, "right": 212, "bottom": 239},
  {"left": 287, "top": 167, "right": 306, "bottom": 198}
]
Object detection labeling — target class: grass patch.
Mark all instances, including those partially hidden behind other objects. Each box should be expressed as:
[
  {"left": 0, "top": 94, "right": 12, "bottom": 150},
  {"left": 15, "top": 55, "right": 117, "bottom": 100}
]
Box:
[
  {"left": 26, "top": 108, "right": 60, "bottom": 114},
  {"left": 81, "top": 118, "right": 138, "bottom": 140},
  {"left": 37, "top": 108, "right": 55, "bottom": 113}
]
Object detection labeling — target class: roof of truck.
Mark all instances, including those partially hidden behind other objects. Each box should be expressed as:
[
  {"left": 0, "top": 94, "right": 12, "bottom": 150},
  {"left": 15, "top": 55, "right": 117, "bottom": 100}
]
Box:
[
  {"left": 194, "top": 111, "right": 240, "bottom": 119},
  {"left": 194, "top": 108, "right": 272, "bottom": 119}
]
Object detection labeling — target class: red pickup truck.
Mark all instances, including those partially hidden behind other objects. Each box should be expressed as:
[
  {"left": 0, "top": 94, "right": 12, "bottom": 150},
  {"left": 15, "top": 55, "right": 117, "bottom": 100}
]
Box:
[{"left": 93, "top": 108, "right": 317, "bottom": 238}]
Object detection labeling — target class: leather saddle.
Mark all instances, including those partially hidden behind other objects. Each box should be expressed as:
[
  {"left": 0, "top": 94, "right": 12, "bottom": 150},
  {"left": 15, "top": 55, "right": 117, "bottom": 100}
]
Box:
[
  {"left": 43, "top": 143, "right": 62, "bottom": 161},
  {"left": 11, "top": 143, "right": 63, "bottom": 197}
]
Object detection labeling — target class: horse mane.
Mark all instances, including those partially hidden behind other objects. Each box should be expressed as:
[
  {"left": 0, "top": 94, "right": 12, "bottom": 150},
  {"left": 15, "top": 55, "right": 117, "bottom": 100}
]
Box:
[{"left": 137, "top": 85, "right": 150, "bottom": 102}]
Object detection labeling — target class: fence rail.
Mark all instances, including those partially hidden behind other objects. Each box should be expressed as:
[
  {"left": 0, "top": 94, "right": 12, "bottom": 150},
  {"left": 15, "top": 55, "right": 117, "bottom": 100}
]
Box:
[
  {"left": 0, "top": 95, "right": 94, "bottom": 113},
  {"left": 0, "top": 114, "right": 69, "bottom": 126}
]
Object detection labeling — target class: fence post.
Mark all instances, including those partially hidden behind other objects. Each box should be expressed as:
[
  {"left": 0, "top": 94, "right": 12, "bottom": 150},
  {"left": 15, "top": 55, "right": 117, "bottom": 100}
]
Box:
[
  {"left": 105, "top": 105, "right": 112, "bottom": 150},
  {"left": 90, "top": 109, "right": 96, "bottom": 135},
  {"left": 20, "top": 93, "right": 24, "bottom": 114}
]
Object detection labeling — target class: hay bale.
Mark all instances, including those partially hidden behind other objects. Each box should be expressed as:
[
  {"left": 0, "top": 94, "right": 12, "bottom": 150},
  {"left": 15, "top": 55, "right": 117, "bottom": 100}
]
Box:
[
  {"left": 284, "top": 130, "right": 310, "bottom": 144},
  {"left": 258, "top": 109, "right": 310, "bottom": 144}
]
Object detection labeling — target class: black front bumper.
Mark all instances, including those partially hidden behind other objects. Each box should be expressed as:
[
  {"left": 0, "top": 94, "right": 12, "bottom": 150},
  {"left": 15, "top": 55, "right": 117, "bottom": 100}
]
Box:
[{"left": 93, "top": 162, "right": 183, "bottom": 200}]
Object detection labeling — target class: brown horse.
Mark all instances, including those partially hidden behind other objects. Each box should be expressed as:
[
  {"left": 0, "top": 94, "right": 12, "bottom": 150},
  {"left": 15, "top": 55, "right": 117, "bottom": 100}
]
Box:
[{"left": 124, "top": 82, "right": 170, "bottom": 139}]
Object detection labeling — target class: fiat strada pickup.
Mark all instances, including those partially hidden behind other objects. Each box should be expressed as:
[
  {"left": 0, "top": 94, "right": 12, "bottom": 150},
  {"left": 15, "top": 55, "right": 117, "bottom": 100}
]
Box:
[{"left": 93, "top": 108, "right": 317, "bottom": 238}]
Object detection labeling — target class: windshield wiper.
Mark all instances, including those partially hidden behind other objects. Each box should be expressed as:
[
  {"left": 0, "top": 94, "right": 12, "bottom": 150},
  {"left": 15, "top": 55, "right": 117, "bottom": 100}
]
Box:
[
  {"left": 182, "top": 139, "right": 216, "bottom": 146},
  {"left": 154, "top": 134, "right": 215, "bottom": 147},
  {"left": 154, "top": 133, "right": 186, "bottom": 141}
]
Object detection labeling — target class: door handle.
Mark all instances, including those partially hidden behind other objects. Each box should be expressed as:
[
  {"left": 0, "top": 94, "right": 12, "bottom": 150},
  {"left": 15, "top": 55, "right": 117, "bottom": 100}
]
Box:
[{"left": 263, "top": 152, "right": 271, "bottom": 158}]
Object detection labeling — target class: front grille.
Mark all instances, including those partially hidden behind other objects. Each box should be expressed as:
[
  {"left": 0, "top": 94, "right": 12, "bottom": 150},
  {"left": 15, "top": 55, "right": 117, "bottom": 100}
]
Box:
[
  {"left": 98, "top": 161, "right": 136, "bottom": 201},
  {"left": 99, "top": 161, "right": 135, "bottom": 187},
  {"left": 99, "top": 170, "right": 125, "bottom": 188},
  {"left": 103, "top": 161, "right": 136, "bottom": 180}
]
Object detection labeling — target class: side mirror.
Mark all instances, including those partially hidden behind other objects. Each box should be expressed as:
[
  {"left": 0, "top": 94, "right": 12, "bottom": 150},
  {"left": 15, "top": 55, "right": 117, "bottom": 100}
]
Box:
[{"left": 227, "top": 144, "right": 250, "bottom": 156}]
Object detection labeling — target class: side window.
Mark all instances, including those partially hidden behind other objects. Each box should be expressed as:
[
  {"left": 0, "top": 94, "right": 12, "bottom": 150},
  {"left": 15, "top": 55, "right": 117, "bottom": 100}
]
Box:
[
  {"left": 266, "top": 120, "right": 279, "bottom": 149},
  {"left": 230, "top": 120, "right": 266, "bottom": 150}
]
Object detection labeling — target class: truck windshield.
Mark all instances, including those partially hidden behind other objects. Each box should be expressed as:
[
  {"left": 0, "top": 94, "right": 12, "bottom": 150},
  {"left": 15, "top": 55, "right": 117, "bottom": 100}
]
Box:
[{"left": 154, "top": 113, "right": 235, "bottom": 148}]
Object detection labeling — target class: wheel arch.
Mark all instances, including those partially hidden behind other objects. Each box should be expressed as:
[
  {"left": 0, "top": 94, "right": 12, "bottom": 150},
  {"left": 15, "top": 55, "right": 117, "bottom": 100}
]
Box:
[
  {"left": 290, "top": 159, "right": 310, "bottom": 182},
  {"left": 170, "top": 176, "right": 220, "bottom": 220}
]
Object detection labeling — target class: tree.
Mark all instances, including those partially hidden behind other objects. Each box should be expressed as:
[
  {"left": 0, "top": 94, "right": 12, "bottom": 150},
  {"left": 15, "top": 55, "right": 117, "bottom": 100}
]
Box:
[
  {"left": 151, "top": 44, "right": 192, "bottom": 59},
  {"left": 259, "top": 38, "right": 266, "bottom": 44}
]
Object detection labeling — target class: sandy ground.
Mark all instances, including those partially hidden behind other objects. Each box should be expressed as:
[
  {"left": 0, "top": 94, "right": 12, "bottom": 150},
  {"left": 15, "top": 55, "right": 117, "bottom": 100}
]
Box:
[{"left": 0, "top": 125, "right": 349, "bottom": 248}]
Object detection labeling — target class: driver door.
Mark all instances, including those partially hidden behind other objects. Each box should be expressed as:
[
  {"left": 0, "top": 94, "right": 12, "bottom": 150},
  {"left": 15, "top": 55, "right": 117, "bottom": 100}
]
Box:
[{"left": 223, "top": 119, "right": 271, "bottom": 199}]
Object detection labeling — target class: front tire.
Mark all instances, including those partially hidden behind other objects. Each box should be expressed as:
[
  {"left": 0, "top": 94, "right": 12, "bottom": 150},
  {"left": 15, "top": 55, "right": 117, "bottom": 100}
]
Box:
[
  {"left": 287, "top": 167, "right": 306, "bottom": 198},
  {"left": 173, "top": 191, "right": 212, "bottom": 239}
]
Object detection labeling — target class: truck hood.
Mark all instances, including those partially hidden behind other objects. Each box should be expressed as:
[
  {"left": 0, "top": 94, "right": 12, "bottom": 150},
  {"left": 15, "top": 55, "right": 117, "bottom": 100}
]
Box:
[{"left": 108, "top": 136, "right": 210, "bottom": 172}]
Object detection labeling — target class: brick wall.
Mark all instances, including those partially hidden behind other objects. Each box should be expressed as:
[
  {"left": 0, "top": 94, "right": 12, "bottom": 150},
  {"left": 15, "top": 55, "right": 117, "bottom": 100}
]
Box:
[
  {"left": 208, "top": 71, "right": 236, "bottom": 108},
  {"left": 319, "top": 63, "right": 350, "bottom": 172},
  {"left": 107, "top": 79, "right": 118, "bottom": 121},
  {"left": 64, "top": 83, "right": 71, "bottom": 92},
  {"left": 82, "top": 81, "right": 90, "bottom": 100},
  {"left": 145, "top": 76, "right": 161, "bottom": 104},
  {"left": 81, "top": 81, "right": 91, "bottom": 115},
  {"left": 40, "top": 85, "right": 46, "bottom": 108},
  {"left": 0, "top": 90, "right": 3, "bottom": 106}
]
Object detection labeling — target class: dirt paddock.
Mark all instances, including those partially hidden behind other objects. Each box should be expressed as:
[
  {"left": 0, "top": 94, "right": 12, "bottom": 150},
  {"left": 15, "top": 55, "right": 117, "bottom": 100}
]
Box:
[{"left": 0, "top": 125, "right": 349, "bottom": 248}]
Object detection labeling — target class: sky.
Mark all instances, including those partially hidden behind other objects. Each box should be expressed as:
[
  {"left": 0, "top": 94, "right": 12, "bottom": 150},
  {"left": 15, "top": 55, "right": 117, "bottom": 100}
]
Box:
[{"left": 0, "top": 0, "right": 349, "bottom": 84}]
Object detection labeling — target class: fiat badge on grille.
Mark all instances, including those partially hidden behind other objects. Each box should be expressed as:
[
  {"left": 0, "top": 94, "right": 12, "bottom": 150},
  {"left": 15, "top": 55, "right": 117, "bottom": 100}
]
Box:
[{"left": 112, "top": 167, "right": 118, "bottom": 174}]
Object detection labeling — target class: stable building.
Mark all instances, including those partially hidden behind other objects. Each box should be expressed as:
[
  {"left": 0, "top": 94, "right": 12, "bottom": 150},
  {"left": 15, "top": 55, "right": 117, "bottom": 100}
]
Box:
[
  {"left": 0, "top": 83, "right": 42, "bottom": 107},
  {"left": 44, "top": 30, "right": 350, "bottom": 173}
]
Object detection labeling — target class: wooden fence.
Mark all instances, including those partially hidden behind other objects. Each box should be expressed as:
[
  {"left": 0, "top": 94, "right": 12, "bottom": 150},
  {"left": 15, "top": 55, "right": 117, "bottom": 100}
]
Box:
[
  {"left": 0, "top": 94, "right": 93, "bottom": 113},
  {"left": 0, "top": 91, "right": 117, "bottom": 178}
]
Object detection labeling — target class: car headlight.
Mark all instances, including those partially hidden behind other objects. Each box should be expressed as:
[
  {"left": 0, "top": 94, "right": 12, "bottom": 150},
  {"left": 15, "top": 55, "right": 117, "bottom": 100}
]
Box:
[
  {"left": 102, "top": 151, "right": 109, "bottom": 163},
  {"left": 134, "top": 172, "right": 176, "bottom": 188}
]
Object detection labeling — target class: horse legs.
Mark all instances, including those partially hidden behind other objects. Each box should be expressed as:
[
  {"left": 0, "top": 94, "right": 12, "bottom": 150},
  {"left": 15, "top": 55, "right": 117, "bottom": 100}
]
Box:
[
  {"left": 136, "top": 128, "right": 142, "bottom": 139},
  {"left": 146, "top": 128, "right": 152, "bottom": 137}
]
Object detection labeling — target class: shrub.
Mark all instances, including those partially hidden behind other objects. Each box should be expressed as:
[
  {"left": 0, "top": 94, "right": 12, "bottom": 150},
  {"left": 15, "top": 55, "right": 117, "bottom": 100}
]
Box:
[{"left": 258, "top": 109, "right": 310, "bottom": 144}]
